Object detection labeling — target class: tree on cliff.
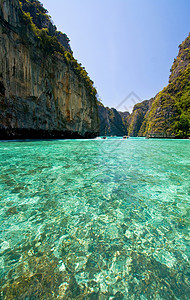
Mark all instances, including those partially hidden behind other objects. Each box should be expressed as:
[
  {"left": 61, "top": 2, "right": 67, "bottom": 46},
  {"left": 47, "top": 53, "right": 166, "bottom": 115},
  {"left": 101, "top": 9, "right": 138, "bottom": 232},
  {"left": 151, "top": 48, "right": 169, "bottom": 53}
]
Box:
[{"left": 174, "top": 114, "right": 190, "bottom": 137}]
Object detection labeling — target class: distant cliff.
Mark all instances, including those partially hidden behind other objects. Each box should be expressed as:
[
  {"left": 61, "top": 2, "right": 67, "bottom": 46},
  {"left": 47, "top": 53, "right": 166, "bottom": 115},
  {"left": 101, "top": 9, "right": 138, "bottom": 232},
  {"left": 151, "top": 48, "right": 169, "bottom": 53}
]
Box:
[
  {"left": 126, "top": 99, "right": 153, "bottom": 137},
  {"left": 0, "top": 0, "right": 99, "bottom": 139},
  {"left": 98, "top": 102, "right": 128, "bottom": 136},
  {"left": 119, "top": 111, "right": 130, "bottom": 130}
]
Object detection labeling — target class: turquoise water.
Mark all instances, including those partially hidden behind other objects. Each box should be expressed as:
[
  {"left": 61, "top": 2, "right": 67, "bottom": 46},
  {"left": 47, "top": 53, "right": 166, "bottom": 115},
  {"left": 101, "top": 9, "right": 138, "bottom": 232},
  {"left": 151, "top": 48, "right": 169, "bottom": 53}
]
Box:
[{"left": 0, "top": 138, "right": 189, "bottom": 299}]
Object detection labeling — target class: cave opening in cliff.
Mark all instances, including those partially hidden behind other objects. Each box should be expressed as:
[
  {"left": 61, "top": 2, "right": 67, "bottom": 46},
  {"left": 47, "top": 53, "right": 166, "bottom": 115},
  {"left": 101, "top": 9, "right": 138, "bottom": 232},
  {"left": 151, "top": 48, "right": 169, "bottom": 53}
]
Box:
[{"left": 0, "top": 82, "right": 5, "bottom": 96}]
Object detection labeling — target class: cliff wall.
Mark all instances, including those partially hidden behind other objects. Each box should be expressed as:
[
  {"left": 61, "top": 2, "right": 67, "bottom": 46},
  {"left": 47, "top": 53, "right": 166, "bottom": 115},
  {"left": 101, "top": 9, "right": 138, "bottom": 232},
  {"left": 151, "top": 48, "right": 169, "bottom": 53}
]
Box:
[
  {"left": 98, "top": 103, "right": 128, "bottom": 136},
  {"left": 144, "top": 33, "right": 190, "bottom": 138},
  {"left": 124, "top": 33, "right": 190, "bottom": 138},
  {"left": 0, "top": 0, "right": 99, "bottom": 139},
  {"left": 127, "top": 99, "right": 153, "bottom": 137}
]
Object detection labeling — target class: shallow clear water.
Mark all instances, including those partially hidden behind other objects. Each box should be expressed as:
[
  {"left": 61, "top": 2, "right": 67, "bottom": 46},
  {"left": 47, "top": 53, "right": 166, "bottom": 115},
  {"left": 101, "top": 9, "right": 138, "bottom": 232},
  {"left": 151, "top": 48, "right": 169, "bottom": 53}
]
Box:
[{"left": 0, "top": 138, "right": 189, "bottom": 299}]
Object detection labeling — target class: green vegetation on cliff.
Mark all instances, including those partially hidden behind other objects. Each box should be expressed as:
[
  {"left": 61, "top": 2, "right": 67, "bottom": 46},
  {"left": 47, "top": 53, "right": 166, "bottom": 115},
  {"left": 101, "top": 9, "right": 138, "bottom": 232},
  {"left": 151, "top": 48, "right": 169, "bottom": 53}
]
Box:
[
  {"left": 19, "top": 0, "right": 70, "bottom": 50},
  {"left": 127, "top": 100, "right": 153, "bottom": 137},
  {"left": 19, "top": 0, "right": 97, "bottom": 97},
  {"left": 0, "top": 0, "right": 99, "bottom": 139},
  {"left": 15, "top": 1, "right": 190, "bottom": 138},
  {"left": 144, "top": 33, "right": 190, "bottom": 138},
  {"left": 126, "top": 33, "right": 190, "bottom": 138}
]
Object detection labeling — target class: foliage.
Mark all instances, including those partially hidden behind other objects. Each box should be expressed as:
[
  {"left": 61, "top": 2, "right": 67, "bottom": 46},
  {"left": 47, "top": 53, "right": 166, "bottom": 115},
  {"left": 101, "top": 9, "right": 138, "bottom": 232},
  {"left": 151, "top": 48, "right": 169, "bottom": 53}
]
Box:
[
  {"left": 173, "top": 114, "right": 190, "bottom": 137},
  {"left": 143, "top": 35, "right": 190, "bottom": 138},
  {"left": 19, "top": 0, "right": 48, "bottom": 15},
  {"left": 19, "top": 0, "right": 97, "bottom": 97}
]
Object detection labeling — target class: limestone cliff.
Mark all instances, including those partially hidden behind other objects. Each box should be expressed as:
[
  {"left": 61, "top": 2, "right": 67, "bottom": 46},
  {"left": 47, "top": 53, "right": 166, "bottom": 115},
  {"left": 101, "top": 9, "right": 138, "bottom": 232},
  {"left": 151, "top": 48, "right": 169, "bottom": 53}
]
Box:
[
  {"left": 0, "top": 0, "right": 99, "bottom": 139},
  {"left": 98, "top": 103, "right": 128, "bottom": 136},
  {"left": 126, "top": 99, "right": 154, "bottom": 137},
  {"left": 118, "top": 111, "right": 130, "bottom": 130},
  {"left": 20, "top": 0, "right": 72, "bottom": 53},
  {"left": 144, "top": 33, "right": 190, "bottom": 138},
  {"left": 124, "top": 33, "right": 190, "bottom": 138}
]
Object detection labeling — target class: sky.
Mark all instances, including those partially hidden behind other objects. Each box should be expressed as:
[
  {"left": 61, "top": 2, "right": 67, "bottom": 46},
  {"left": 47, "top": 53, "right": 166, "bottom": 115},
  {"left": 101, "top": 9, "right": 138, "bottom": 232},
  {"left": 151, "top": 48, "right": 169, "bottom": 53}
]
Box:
[{"left": 41, "top": 0, "right": 190, "bottom": 112}]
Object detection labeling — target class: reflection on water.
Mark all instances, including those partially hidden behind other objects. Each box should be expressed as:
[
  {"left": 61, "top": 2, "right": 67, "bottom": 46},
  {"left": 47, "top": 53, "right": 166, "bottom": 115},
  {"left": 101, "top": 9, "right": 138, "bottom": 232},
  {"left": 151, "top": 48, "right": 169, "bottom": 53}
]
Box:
[{"left": 0, "top": 138, "right": 189, "bottom": 299}]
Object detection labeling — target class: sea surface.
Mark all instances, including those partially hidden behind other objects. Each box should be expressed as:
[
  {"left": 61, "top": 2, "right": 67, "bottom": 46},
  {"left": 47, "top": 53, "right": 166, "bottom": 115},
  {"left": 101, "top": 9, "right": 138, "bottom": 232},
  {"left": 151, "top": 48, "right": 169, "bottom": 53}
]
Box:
[{"left": 0, "top": 138, "right": 189, "bottom": 299}]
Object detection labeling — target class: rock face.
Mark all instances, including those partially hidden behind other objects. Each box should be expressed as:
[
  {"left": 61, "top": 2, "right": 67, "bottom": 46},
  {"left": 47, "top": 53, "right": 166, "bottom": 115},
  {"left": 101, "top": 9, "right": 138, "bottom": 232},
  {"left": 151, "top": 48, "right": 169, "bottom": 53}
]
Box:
[
  {"left": 20, "top": 0, "right": 72, "bottom": 53},
  {"left": 143, "top": 33, "right": 190, "bottom": 138},
  {"left": 0, "top": 0, "right": 99, "bottom": 139},
  {"left": 98, "top": 103, "right": 128, "bottom": 136},
  {"left": 118, "top": 111, "right": 130, "bottom": 130},
  {"left": 126, "top": 99, "right": 153, "bottom": 137},
  {"left": 124, "top": 33, "right": 190, "bottom": 138}
]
